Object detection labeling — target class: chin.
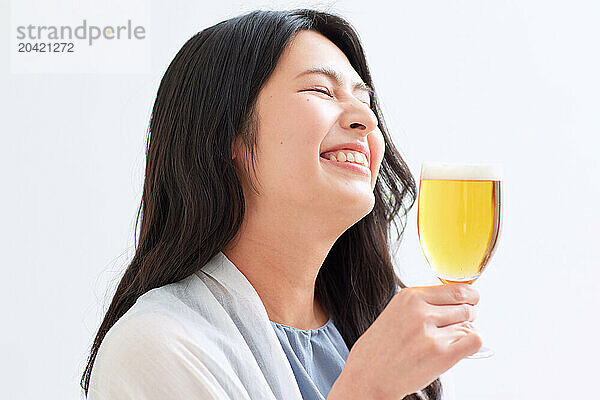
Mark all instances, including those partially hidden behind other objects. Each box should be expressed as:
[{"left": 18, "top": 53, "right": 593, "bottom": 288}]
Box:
[{"left": 333, "top": 192, "right": 375, "bottom": 220}]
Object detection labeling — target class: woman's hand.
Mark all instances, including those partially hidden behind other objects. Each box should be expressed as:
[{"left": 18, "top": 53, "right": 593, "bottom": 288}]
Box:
[{"left": 328, "top": 284, "right": 482, "bottom": 400}]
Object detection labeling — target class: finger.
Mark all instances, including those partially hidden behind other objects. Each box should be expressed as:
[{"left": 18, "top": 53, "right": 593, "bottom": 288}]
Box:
[
  {"left": 439, "top": 321, "right": 476, "bottom": 344},
  {"left": 444, "top": 322, "right": 483, "bottom": 359},
  {"left": 432, "top": 304, "right": 478, "bottom": 328},
  {"left": 415, "top": 283, "right": 480, "bottom": 306}
]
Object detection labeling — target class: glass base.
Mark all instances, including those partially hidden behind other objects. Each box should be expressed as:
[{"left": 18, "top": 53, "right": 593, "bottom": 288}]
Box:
[{"left": 466, "top": 345, "right": 494, "bottom": 359}]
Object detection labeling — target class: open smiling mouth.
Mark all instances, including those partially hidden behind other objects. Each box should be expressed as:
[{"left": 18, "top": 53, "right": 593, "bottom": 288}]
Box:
[{"left": 319, "top": 152, "right": 371, "bottom": 177}]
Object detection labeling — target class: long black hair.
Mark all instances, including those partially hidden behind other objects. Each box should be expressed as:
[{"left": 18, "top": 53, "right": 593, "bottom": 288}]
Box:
[{"left": 81, "top": 9, "right": 442, "bottom": 399}]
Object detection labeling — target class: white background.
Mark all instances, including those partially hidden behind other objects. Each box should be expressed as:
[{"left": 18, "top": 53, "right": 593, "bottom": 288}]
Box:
[{"left": 1, "top": 0, "right": 598, "bottom": 399}]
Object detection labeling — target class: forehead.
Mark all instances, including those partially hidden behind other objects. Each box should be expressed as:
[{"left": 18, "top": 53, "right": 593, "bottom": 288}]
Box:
[{"left": 270, "top": 30, "right": 366, "bottom": 89}]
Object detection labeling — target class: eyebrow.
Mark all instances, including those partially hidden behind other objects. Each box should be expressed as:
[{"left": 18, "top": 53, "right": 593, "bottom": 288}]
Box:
[{"left": 295, "top": 66, "right": 374, "bottom": 97}]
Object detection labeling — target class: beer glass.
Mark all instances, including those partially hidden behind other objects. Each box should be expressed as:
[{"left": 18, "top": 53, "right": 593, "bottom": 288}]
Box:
[{"left": 417, "top": 162, "right": 502, "bottom": 359}]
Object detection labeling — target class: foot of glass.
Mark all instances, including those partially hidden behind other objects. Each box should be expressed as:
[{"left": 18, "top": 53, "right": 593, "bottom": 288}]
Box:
[{"left": 466, "top": 345, "right": 494, "bottom": 359}]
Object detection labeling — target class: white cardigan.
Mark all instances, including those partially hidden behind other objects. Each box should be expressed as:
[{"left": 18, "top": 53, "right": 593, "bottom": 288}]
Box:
[
  {"left": 87, "top": 251, "right": 303, "bottom": 399},
  {"left": 87, "top": 251, "right": 454, "bottom": 399}
]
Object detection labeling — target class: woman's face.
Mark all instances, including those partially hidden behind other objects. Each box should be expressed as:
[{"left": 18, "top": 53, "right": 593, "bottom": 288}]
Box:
[{"left": 235, "top": 30, "right": 385, "bottom": 226}]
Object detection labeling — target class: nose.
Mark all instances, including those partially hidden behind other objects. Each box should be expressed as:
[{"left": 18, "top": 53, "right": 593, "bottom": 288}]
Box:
[{"left": 340, "top": 100, "right": 379, "bottom": 135}]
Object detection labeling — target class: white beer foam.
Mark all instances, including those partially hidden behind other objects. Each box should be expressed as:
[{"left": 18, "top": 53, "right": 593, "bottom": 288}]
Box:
[{"left": 421, "top": 163, "right": 503, "bottom": 180}]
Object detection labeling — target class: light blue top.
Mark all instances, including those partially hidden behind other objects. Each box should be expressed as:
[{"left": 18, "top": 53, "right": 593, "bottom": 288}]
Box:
[{"left": 270, "top": 318, "right": 350, "bottom": 400}]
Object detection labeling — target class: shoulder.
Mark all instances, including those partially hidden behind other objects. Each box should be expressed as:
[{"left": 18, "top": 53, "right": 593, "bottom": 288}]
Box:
[
  {"left": 91, "top": 309, "right": 198, "bottom": 388},
  {"left": 96, "top": 272, "right": 219, "bottom": 364},
  {"left": 101, "top": 309, "right": 189, "bottom": 355},
  {"left": 97, "top": 277, "right": 199, "bottom": 350},
  {"left": 89, "top": 309, "right": 231, "bottom": 399}
]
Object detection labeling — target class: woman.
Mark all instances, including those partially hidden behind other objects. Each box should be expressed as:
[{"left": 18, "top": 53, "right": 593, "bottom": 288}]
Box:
[{"left": 81, "top": 9, "right": 482, "bottom": 400}]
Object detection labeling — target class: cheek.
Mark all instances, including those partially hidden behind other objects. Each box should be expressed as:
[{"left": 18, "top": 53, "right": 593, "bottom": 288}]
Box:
[
  {"left": 256, "top": 97, "right": 336, "bottom": 183},
  {"left": 290, "top": 97, "right": 336, "bottom": 142},
  {"left": 263, "top": 96, "right": 336, "bottom": 157}
]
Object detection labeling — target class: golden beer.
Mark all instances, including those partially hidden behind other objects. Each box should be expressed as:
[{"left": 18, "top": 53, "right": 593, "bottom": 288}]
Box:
[{"left": 417, "top": 164, "right": 502, "bottom": 284}]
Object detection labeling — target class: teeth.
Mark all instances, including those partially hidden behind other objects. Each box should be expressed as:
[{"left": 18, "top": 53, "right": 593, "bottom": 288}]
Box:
[
  {"left": 322, "top": 151, "right": 369, "bottom": 167},
  {"left": 324, "top": 150, "right": 368, "bottom": 166}
]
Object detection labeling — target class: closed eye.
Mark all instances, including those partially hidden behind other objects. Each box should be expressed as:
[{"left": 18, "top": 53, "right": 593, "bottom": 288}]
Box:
[
  {"left": 303, "top": 88, "right": 370, "bottom": 105},
  {"left": 305, "top": 88, "right": 333, "bottom": 97}
]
